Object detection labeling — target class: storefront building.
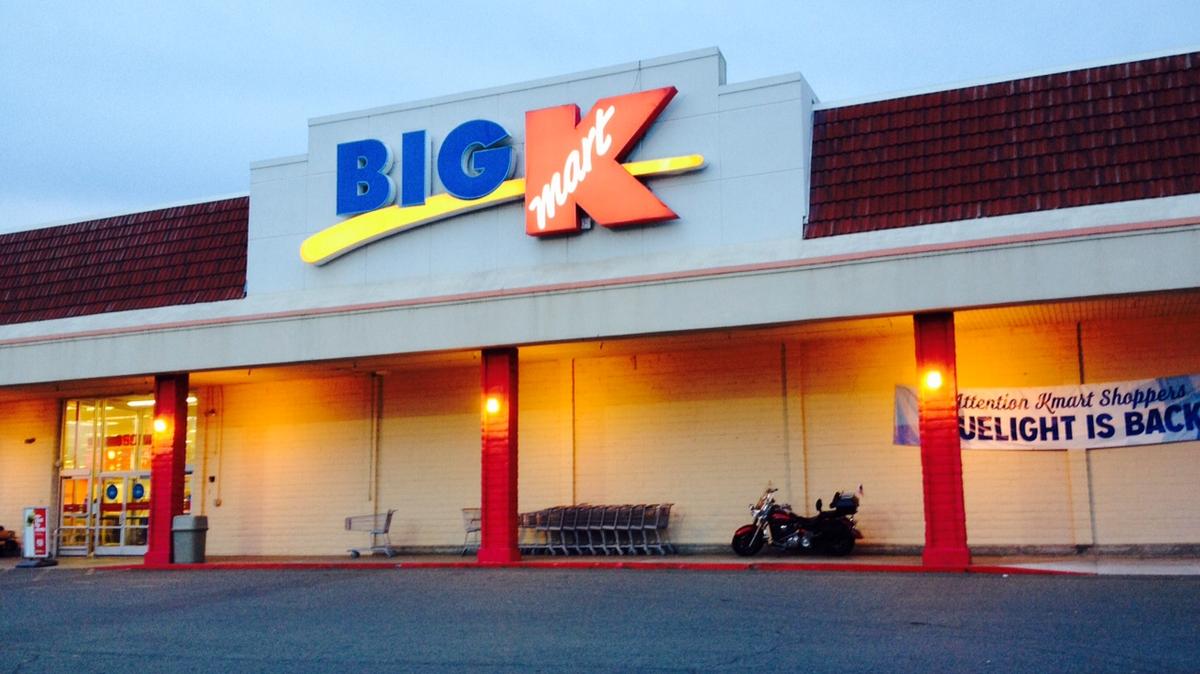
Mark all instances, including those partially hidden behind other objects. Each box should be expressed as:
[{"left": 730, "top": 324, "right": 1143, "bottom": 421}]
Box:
[{"left": 2, "top": 48, "right": 1198, "bottom": 564}]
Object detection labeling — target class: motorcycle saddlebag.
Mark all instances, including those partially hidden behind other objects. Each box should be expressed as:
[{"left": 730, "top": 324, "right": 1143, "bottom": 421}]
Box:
[{"left": 832, "top": 493, "right": 859, "bottom": 513}]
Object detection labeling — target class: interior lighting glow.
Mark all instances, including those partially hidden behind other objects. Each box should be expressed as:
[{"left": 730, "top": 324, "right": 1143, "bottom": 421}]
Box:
[
  {"left": 128, "top": 395, "right": 197, "bottom": 408},
  {"left": 923, "top": 370, "right": 944, "bottom": 391},
  {"left": 153, "top": 418, "right": 168, "bottom": 433},
  {"left": 485, "top": 397, "right": 501, "bottom": 414}
]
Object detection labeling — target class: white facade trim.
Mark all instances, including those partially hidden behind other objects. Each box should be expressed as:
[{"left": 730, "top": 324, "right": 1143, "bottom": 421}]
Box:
[{"left": 2, "top": 222, "right": 1197, "bottom": 386}]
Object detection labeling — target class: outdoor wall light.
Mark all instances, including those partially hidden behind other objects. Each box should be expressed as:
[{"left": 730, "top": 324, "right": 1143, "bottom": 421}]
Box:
[
  {"left": 485, "top": 397, "right": 501, "bottom": 414},
  {"left": 923, "top": 369, "right": 944, "bottom": 391},
  {"left": 153, "top": 417, "right": 168, "bottom": 433}
]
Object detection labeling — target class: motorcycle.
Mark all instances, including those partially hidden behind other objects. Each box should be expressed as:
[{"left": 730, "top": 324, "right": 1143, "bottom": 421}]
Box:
[
  {"left": 731, "top": 486, "right": 862, "bottom": 557},
  {"left": 0, "top": 525, "right": 17, "bottom": 557}
]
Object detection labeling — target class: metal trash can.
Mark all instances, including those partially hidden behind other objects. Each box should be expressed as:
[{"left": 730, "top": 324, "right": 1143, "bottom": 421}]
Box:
[{"left": 172, "top": 515, "right": 208, "bottom": 563}]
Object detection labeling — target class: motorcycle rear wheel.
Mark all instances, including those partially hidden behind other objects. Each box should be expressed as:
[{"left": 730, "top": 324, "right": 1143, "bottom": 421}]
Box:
[
  {"left": 731, "top": 528, "right": 765, "bottom": 557},
  {"left": 823, "top": 524, "right": 856, "bottom": 556}
]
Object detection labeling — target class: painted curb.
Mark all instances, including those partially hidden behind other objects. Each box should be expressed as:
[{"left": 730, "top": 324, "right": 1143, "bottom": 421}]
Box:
[{"left": 95, "top": 560, "right": 1089, "bottom": 575}]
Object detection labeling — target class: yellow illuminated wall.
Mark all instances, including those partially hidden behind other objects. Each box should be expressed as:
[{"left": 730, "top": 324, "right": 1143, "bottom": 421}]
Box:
[
  {"left": 376, "top": 366, "right": 479, "bottom": 547},
  {"left": 204, "top": 376, "right": 373, "bottom": 556},
  {"left": 799, "top": 333, "right": 925, "bottom": 546},
  {"left": 955, "top": 323, "right": 1080, "bottom": 547},
  {"left": 516, "top": 360, "right": 574, "bottom": 513},
  {"left": 572, "top": 345, "right": 792, "bottom": 545},
  {"left": 0, "top": 399, "right": 58, "bottom": 538},
  {"left": 1083, "top": 315, "right": 1200, "bottom": 545},
  {"left": 181, "top": 312, "right": 1200, "bottom": 555}
]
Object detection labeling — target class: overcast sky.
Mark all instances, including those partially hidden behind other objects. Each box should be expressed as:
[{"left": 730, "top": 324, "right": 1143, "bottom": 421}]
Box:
[{"left": 2, "top": 1, "right": 1198, "bottom": 232}]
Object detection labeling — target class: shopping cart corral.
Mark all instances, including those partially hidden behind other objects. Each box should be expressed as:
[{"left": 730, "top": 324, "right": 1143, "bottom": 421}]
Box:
[
  {"left": 344, "top": 509, "right": 397, "bottom": 558},
  {"left": 518, "top": 504, "right": 675, "bottom": 555}
]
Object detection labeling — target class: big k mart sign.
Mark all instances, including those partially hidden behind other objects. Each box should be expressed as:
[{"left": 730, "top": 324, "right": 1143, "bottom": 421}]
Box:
[{"left": 300, "top": 87, "right": 704, "bottom": 265}]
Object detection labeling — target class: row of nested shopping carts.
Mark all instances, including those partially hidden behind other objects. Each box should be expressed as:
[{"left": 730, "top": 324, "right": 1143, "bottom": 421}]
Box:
[{"left": 517, "top": 503, "right": 675, "bottom": 555}]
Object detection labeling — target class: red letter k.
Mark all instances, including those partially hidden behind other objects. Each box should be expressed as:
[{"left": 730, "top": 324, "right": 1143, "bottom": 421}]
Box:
[{"left": 524, "top": 86, "right": 678, "bottom": 236}]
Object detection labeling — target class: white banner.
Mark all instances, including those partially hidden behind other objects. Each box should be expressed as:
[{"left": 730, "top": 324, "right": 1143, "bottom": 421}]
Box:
[{"left": 894, "top": 374, "right": 1200, "bottom": 450}]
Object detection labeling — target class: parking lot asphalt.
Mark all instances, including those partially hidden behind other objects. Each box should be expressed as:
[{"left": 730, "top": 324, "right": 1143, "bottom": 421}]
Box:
[
  {"left": 2, "top": 567, "right": 1198, "bottom": 673},
  {"left": 6, "top": 551, "right": 1200, "bottom": 575}
]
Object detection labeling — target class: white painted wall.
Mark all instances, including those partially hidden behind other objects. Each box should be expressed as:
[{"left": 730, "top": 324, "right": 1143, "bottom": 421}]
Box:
[
  {"left": 245, "top": 49, "right": 816, "bottom": 304},
  {"left": 5, "top": 224, "right": 1200, "bottom": 389}
]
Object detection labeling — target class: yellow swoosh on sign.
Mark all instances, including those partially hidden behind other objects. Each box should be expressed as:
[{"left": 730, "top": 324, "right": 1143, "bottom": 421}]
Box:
[{"left": 300, "top": 154, "right": 706, "bottom": 265}]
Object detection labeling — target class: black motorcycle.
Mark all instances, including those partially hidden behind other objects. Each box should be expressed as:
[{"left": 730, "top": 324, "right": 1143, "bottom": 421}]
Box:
[
  {"left": 731, "top": 486, "right": 862, "bottom": 557},
  {"left": 0, "top": 525, "right": 17, "bottom": 557}
]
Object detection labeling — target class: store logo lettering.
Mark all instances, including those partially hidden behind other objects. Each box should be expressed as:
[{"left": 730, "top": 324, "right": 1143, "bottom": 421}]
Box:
[
  {"left": 300, "top": 86, "right": 704, "bottom": 265},
  {"left": 527, "top": 104, "right": 616, "bottom": 232}
]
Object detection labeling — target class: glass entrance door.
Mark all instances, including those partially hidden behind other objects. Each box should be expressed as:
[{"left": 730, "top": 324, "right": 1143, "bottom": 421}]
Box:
[
  {"left": 57, "top": 401, "right": 97, "bottom": 555},
  {"left": 58, "top": 395, "right": 197, "bottom": 557},
  {"left": 58, "top": 475, "right": 93, "bottom": 552},
  {"left": 95, "top": 474, "right": 151, "bottom": 554}
]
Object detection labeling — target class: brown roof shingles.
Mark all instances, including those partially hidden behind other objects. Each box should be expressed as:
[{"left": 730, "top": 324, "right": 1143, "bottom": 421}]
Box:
[
  {"left": 806, "top": 52, "right": 1200, "bottom": 237},
  {"left": 0, "top": 197, "right": 247, "bottom": 325}
]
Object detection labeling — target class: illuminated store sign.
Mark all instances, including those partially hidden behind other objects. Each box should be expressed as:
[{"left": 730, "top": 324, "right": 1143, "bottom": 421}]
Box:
[{"left": 300, "top": 86, "right": 704, "bottom": 265}]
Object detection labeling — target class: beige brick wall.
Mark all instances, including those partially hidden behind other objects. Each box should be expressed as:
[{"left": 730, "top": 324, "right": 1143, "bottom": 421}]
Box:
[
  {"left": 573, "top": 345, "right": 789, "bottom": 545},
  {"left": 799, "top": 334, "right": 924, "bottom": 545},
  {"left": 201, "top": 359, "right": 598, "bottom": 553},
  {"left": 1082, "top": 315, "right": 1200, "bottom": 544},
  {"left": 949, "top": 315, "right": 1200, "bottom": 547},
  {"left": 375, "top": 359, "right": 575, "bottom": 548},
  {"left": 517, "top": 359, "right": 574, "bottom": 512},
  {"left": 0, "top": 398, "right": 58, "bottom": 538},
  {"left": 155, "top": 311, "right": 1200, "bottom": 554},
  {"left": 205, "top": 376, "right": 373, "bottom": 555},
  {"left": 377, "top": 365, "right": 478, "bottom": 547},
  {"left": 956, "top": 324, "right": 1079, "bottom": 546}
]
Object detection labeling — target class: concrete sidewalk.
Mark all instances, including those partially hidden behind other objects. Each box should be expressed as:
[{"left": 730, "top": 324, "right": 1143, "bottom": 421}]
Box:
[
  {"left": 4, "top": 552, "right": 1200, "bottom": 575},
  {"left": 985, "top": 557, "right": 1200, "bottom": 575}
]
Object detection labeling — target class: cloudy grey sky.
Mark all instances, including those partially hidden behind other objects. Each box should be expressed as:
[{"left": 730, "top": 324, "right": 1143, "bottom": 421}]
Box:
[{"left": 2, "top": 1, "right": 1198, "bottom": 232}]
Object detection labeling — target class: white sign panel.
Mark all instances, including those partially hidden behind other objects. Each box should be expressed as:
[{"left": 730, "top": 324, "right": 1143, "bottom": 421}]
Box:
[{"left": 895, "top": 375, "right": 1200, "bottom": 450}]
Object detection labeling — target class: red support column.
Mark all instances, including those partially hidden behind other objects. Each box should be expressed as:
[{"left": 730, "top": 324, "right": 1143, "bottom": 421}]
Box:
[
  {"left": 479, "top": 348, "right": 520, "bottom": 563},
  {"left": 913, "top": 313, "right": 971, "bottom": 568},
  {"left": 145, "top": 374, "right": 189, "bottom": 565}
]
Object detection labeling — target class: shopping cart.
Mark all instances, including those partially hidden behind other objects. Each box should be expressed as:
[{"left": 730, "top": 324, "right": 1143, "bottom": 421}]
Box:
[{"left": 344, "top": 509, "right": 397, "bottom": 558}]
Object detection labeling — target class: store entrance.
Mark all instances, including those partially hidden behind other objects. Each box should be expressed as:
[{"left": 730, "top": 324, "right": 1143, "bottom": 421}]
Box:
[
  {"left": 58, "top": 396, "right": 196, "bottom": 556},
  {"left": 95, "top": 473, "right": 152, "bottom": 554}
]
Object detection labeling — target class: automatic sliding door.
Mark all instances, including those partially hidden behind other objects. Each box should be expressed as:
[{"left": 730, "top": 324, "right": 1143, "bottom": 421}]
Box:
[{"left": 58, "top": 395, "right": 197, "bottom": 556}]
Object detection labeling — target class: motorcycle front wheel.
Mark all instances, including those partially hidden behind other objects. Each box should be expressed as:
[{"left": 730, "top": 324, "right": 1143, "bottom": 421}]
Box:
[{"left": 731, "top": 526, "right": 765, "bottom": 557}]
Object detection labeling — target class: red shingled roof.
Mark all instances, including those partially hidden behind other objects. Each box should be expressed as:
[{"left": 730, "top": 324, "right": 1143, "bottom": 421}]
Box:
[
  {"left": 806, "top": 52, "right": 1200, "bottom": 237},
  {"left": 0, "top": 197, "right": 247, "bottom": 325}
]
